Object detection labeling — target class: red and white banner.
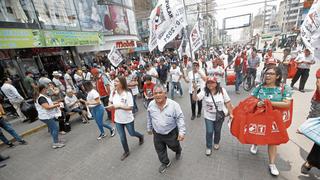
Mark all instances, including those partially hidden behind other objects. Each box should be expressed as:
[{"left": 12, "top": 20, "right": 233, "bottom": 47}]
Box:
[
  {"left": 148, "top": 0, "right": 187, "bottom": 52},
  {"left": 190, "top": 22, "right": 202, "bottom": 53},
  {"left": 300, "top": 0, "right": 320, "bottom": 60}
]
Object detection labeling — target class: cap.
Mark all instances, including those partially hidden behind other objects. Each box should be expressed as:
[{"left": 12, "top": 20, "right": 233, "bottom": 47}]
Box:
[
  {"left": 52, "top": 71, "right": 62, "bottom": 76},
  {"left": 90, "top": 68, "right": 100, "bottom": 75},
  {"left": 316, "top": 68, "right": 320, "bottom": 78},
  {"left": 192, "top": 61, "right": 199, "bottom": 65},
  {"left": 207, "top": 76, "right": 218, "bottom": 83}
]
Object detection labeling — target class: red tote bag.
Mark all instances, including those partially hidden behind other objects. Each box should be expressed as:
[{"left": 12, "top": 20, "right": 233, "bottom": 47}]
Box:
[
  {"left": 243, "top": 100, "right": 289, "bottom": 145},
  {"left": 274, "top": 99, "right": 293, "bottom": 129},
  {"left": 287, "top": 59, "right": 298, "bottom": 79},
  {"left": 231, "top": 96, "right": 259, "bottom": 142}
]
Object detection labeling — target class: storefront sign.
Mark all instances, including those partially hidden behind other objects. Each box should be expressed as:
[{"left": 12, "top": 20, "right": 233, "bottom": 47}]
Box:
[
  {"left": 116, "top": 41, "right": 136, "bottom": 49},
  {"left": 44, "top": 31, "right": 100, "bottom": 47},
  {"left": 0, "top": 28, "right": 44, "bottom": 49}
]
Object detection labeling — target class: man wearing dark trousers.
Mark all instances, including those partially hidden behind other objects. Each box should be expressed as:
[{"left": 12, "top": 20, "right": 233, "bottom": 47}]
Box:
[
  {"left": 147, "top": 84, "right": 186, "bottom": 173},
  {"left": 291, "top": 49, "right": 315, "bottom": 92}
]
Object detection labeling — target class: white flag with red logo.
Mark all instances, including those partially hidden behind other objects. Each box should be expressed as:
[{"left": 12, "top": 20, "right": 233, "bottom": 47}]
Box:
[
  {"left": 108, "top": 44, "right": 123, "bottom": 67},
  {"left": 189, "top": 22, "right": 202, "bottom": 53}
]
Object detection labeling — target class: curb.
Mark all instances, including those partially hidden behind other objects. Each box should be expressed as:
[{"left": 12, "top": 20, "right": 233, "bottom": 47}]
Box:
[{"left": 0, "top": 124, "right": 47, "bottom": 146}]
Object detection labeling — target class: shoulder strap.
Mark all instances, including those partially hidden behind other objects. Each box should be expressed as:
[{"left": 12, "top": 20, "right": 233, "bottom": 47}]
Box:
[{"left": 210, "top": 92, "right": 218, "bottom": 110}]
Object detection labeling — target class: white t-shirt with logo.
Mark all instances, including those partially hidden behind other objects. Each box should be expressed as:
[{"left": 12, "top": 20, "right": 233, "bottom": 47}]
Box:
[
  {"left": 86, "top": 89, "right": 101, "bottom": 108},
  {"left": 296, "top": 54, "right": 315, "bottom": 69},
  {"left": 197, "top": 88, "right": 230, "bottom": 121},
  {"left": 147, "top": 67, "right": 158, "bottom": 84},
  {"left": 206, "top": 66, "right": 224, "bottom": 82},
  {"left": 170, "top": 67, "right": 182, "bottom": 82},
  {"left": 109, "top": 91, "right": 134, "bottom": 124},
  {"left": 188, "top": 70, "right": 205, "bottom": 94}
]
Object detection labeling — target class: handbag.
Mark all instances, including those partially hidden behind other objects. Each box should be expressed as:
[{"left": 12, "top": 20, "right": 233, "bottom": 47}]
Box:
[
  {"left": 210, "top": 92, "right": 225, "bottom": 122},
  {"left": 298, "top": 117, "right": 320, "bottom": 145},
  {"left": 86, "top": 105, "right": 92, "bottom": 119}
]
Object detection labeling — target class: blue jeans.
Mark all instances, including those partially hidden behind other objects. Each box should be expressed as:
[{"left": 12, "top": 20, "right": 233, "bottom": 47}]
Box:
[
  {"left": 40, "top": 118, "right": 59, "bottom": 143},
  {"left": 235, "top": 71, "right": 243, "bottom": 91},
  {"left": 171, "top": 82, "right": 183, "bottom": 99},
  {"left": 116, "top": 121, "right": 143, "bottom": 153},
  {"left": 132, "top": 95, "right": 138, "bottom": 113},
  {"left": 204, "top": 118, "right": 224, "bottom": 149},
  {"left": 90, "top": 105, "right": 112, "bottom": 135},
  {"left": 0, "top": 117, "right": 23, "bottom": 144}
]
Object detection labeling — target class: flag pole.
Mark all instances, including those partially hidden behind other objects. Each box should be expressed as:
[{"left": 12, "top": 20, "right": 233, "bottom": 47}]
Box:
[{"left": 182, "top": 0, "right": 194, "bottom": 62}]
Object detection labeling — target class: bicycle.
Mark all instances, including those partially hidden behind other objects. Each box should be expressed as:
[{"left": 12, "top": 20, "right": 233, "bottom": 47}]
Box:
[{"left": 242, "top": 68, "right": 256, "bottom": 91}]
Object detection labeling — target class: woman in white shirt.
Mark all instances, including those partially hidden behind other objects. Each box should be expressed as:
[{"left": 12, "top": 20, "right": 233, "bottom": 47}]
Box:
[
  {"left": 107, "top": 76, "right": 144, "bottom": 161},
  {"left": 34, "top": 85, "right": 65, "bottom": 149},
  {"left": 192, "top": 77, "right": 233, "bottom": 156},
  {"left": 82, "top": 81, "right": 115, "bottom": 140}
]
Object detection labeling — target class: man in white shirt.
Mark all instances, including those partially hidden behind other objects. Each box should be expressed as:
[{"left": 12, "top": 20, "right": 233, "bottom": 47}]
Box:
[
  {"left": 206, "top": 59, "right": 224, "bottom": 83},
  {"left": 169, "top": 61, "right": 183, "bottom": 99},
  {"left": 52, "top": 71, "right": 65, "bottom": 95},
  {"left": 291, "top": 48, "right": 316, "bottom": 92},
  {"left": 185, "top": 61, "right": 206, "bottom": 120},
  {"left": 82, "top": 67, "right": 92, "bottom": 81},
  {"left": 1, "top": 77, "right": 26, "bottom": 122},
  {"left": 146, "top": 63, "right": 159, "bottom": 84},
  {"left": 64, "top": 68, "right": 76, "bottom": 91}
]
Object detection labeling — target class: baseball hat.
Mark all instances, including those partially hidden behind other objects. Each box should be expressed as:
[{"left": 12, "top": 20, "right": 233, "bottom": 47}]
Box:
[
  {"left": 52, "top": 71, "right": 62, "bottom": 76},
  {"left": 207, "top": 76, "right": 218, "bottom": 83},
  {"left": 90, "top": 68, "right": 100, "bottom": 75}
]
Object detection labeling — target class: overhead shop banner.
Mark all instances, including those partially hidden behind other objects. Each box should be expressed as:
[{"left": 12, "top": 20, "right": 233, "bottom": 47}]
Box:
[
  {"left": 0, "top": 28, "right": 44, "bottom": 49},
  {"left": 43, "top": 31, "right": 100, "bottom": 47}
]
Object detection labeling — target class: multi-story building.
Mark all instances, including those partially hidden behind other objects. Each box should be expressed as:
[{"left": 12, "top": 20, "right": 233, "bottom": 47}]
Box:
[
  {"left": 278, "top": 0, "right": 304, "bottom": 32},
  {"left": 0, "top": 0, "right": 138, "bottom": 98}
]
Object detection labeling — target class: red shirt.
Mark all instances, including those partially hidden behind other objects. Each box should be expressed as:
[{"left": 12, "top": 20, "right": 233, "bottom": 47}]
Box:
[
  {"left": 96, "top": 76, "right": 109, "bottom": 97},
  {"left": 313, "top": 89, "right": 320, "bottom": 102},
  {"left": 143, "top": 83, "right": 155, "bottom": 98}
]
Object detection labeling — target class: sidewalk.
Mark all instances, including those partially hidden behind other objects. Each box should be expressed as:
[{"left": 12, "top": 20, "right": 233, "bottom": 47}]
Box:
[{"left": 0, "top": 117, "right": 47, "bottom": 146}]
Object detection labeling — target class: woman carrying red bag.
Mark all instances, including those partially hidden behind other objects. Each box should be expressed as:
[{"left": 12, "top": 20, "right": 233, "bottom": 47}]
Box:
[{"left": 250, "top": 66, "right": 292, "bottom": 176}]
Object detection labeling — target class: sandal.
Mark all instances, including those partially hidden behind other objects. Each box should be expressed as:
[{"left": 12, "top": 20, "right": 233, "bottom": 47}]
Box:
[{"left": 301, "top": 162, "right": 312, "bottom": 174}]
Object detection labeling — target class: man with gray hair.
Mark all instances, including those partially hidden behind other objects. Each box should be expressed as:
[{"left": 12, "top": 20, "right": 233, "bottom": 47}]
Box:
[{"left": 147, "top": 84, "right": 186, "bottom": 173}]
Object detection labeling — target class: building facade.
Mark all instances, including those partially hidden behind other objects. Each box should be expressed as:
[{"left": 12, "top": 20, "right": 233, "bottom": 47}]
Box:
[{"left": 0, "top": 0, "right": 138, "bottom": 98}]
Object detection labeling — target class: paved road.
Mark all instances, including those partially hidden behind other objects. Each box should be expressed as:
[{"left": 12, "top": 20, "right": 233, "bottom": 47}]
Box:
[{"left": 0, "top": 59, "right": 319, "bottom": 180}]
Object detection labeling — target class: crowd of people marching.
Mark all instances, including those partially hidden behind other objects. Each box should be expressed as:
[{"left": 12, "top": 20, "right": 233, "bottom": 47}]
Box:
[{"left": 0, "top": 44, "right": 319, "bottom": 176}]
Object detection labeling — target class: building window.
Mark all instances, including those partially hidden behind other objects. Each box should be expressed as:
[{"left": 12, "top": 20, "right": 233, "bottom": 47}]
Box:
[{"left": 0, "top": 0, "right": 39, "bottom": 28}]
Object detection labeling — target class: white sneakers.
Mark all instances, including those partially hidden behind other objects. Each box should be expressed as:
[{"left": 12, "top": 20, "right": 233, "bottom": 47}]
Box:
[
  {"left": 269, "top": 164, "right": 280, "bottom": 176},
  {"left": 249, "top": 145, "right": 280, "bottom": 176},
  {"left": 205, "top": 148, "right": 212, "bottom": 156},
  {"left": 52, "top": 143, "right": 65, "bottom": 149},
  {"left": 250, "top": 144, "right": 258, "bottom": 154}
]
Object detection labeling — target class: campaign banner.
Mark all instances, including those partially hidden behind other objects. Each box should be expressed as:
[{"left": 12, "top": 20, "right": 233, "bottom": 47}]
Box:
[
  {"left": 189, "top": 22, "right": 202, "bottom": 53},
  {"left": 108, "top": 44, "right": 124, "bottom": 67},
  {"left": 300, "top": 0, "right": 320, "bottom": 59},
  {"left": 148, "top": 0, "right": 187, "bottom": 52}
]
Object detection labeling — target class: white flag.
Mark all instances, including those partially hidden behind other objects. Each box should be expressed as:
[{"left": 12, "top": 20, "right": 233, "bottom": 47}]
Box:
[
  {"left": 300, "top": 1, "right": 320, "bottom": 56},
  {"left": 190, "top": 22, "right": 203, "bottom": 53},
  {"left": 108, "top": 45, "right": 123, "bottom": 67},
  {"left": 185, "top": 41, "right": 192, "bottom": 59},
  {"left": 148, "top": 0, "right": 187, "bottom": 52}
]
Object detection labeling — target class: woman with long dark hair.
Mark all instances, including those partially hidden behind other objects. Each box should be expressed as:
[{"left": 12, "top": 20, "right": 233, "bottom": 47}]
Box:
[
  {"left": 250, "top": 66, "right": 292, "bottom": 176},
  {"left": 192, "top": 77, "right": 233, "bottom": 156},
  {"left": 34, "top": 85, "right": 65, "bottom": 149},
  {"left": 107, "top": 76, "right": 144, "bottom": 161},
  {"left": 82, "top": 81, "right": 115, "bottom": 140}
]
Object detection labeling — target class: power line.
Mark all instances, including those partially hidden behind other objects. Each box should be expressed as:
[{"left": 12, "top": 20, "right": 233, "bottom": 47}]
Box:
[{"left": 186, "top": 0, "right": 277, "bottom": 14}]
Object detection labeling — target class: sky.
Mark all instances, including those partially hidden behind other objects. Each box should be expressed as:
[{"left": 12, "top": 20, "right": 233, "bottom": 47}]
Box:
[{"left": 215, "top": 0, "right": 280, "bottom": 41}]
